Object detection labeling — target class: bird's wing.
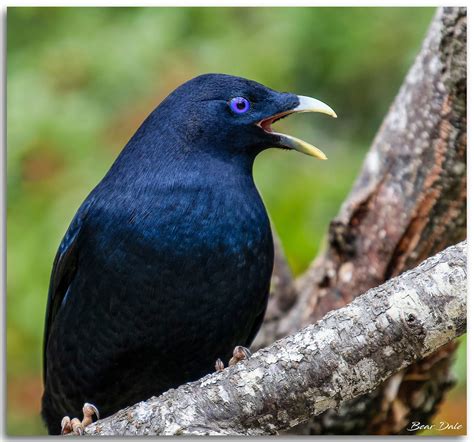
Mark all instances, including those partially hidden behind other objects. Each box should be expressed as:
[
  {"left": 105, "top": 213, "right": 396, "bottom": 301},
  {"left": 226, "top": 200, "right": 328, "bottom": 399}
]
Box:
[{"left": 42, "top": 199, "right": 93, "bottom": 382}]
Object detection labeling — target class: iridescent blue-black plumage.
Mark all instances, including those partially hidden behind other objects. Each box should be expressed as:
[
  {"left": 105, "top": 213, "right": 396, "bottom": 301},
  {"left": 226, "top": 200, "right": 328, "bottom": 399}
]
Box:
[{"left": 41, "top": 74, "right": 303, "bottom": 434}]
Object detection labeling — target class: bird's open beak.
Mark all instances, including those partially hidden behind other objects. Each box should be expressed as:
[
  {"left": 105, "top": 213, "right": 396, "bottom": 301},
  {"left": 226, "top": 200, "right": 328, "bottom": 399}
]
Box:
[{"left": 258, "top": 95, "right": 337, "bottom": 160}]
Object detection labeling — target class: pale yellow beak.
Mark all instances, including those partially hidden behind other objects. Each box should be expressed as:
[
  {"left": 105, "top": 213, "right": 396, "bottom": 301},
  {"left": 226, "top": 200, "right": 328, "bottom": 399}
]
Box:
[
  {"left": 259, "top": 95, "right": 337, "bottom": 160},
  {"left": 278, "top": 95, "right": 336, "bottom": 160}
]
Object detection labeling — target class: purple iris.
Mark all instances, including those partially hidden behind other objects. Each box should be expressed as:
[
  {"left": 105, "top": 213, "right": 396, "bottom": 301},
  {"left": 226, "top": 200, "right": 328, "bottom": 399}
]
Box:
[{"left": 229, "top": 97, "right": 250, "bottom": 114}]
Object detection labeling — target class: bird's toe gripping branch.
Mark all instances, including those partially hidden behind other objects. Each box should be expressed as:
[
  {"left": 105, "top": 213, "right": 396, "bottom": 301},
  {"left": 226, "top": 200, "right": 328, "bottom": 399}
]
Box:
[
  {"left": 229, "top": 345, "right": 252, "bottom": 366},
  {"left": 214, "top": 358, "right": 225, "bottom": 372},
  {"left": 61, "top": 402, "right": 100, "bottom": 435},
  {"left": 215, "top": 346, "right": 252, "bottom": 372}
]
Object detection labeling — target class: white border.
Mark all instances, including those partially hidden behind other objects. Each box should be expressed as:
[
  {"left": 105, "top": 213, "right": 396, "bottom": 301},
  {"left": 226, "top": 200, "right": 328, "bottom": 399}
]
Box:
[{"left": 0, "top": 2, "right": 470, "bottom": 441}]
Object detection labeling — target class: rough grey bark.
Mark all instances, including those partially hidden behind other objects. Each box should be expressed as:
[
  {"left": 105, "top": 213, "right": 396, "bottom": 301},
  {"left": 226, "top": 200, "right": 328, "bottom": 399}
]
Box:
[
  {"left": 84, "top": 242, "right": 466, "bottom": 436},
  {"left": 260, "top": 5, "right": 466, "bottom": 345},
  {"left": 256, "top": 6, "right": 466, "bottom": 434}
]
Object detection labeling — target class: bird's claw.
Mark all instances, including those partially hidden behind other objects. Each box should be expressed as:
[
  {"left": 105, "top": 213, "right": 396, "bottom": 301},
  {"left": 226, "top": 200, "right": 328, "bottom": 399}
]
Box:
[
  {"left": 82, "top": 402, "right": 100, "bottom": 426},
  {"left": 214, "top": 346, "right": 252, "bottom": 372},
  {"left": 229, "top": 346, "right": 252, "bottom": 366},
  {"left": 60, "top": 402, "right": 100, "bottom": 435},
  {"left": 215, "top": 358, "right": 225, "bottom": 372},
  {"left": 61, "top": 416, "right": 72, "bottom": 435},
  {"left": 71, "top": 418, "right": 84, "bottom": 435}
]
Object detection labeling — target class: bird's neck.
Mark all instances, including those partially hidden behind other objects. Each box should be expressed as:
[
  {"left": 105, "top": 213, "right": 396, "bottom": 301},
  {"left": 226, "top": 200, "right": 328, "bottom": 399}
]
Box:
[{"left": 106, "top": 126, "right": 258, "bottom": 193}]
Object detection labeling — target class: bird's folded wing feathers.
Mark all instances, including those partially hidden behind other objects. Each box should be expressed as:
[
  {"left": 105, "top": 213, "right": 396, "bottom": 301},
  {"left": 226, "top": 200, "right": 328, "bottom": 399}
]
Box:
[{"left": 42, "top": 199, "right": 93, "bottom": 382}]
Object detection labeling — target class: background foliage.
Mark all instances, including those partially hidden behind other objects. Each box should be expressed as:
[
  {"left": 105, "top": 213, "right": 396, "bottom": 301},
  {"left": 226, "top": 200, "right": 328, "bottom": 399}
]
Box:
[{"left": 7, "top": 7, "right": 465, "bottom": 436}]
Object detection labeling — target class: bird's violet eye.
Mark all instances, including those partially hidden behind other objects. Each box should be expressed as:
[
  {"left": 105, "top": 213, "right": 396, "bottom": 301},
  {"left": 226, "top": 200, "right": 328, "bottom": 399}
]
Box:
[{"left": 229, "top": 97, "right": 250, "bottom": 114}]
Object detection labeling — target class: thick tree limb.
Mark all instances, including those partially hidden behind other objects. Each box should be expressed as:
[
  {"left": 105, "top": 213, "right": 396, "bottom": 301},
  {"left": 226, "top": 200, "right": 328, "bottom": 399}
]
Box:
[
  {"left": 260, "top": 4, "right": 466, "bottom": 348},
  {"left": 257, "top": 6, "right": 466, "bottom": 434},
  {"left": 84, "top": 242, "right": 466, "bottom": 436}
]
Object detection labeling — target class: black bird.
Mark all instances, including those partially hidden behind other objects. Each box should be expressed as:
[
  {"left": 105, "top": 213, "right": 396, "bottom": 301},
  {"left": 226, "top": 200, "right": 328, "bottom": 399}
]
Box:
[{"left": 41, "top": 73, "right": 336, "bottom": 435}]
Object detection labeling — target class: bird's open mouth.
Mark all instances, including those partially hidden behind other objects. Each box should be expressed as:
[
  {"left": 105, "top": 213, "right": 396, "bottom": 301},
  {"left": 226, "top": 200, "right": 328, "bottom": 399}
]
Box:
[
  {"left": 257, "top": 111, "right": 293, "bottom": 133},
  {"left": 257, "top": 95, "right": 337, "bottom": 160}
]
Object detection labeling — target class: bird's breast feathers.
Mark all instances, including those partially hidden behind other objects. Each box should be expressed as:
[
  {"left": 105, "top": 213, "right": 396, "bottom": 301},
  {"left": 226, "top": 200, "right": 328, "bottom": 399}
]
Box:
[{"left": 84, "top": 181, "right": 273, "bottom": 277}]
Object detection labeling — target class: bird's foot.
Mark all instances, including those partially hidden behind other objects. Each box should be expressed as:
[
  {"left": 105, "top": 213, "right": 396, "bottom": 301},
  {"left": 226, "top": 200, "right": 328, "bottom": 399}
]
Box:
[
  {"left": 60, "top": 402, "right": 100, "bottom": 435},
  {"left": 214, "top": 346, "right": 252, "bottom": 372},
  {"left": 229, "top": 345, "right": 252, "bottom": 366},
  {"left": 215, "top": 358, "right": 225, "bottom": 372}
]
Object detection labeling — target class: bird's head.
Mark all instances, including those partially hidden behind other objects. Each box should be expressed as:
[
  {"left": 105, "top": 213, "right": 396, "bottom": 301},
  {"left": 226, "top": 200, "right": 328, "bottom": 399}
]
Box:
[{"left": 156, "top": 73, "right": 337, "bottom": 161}]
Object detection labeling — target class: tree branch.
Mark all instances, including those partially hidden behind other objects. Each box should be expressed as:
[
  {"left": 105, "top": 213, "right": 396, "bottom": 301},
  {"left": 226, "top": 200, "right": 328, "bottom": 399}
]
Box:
[
  {"left": 84, "top": 241, "right": 466, "bottom": 436},
  {"left": 256, "top": 6, "right": 466, "bottom": 434}
]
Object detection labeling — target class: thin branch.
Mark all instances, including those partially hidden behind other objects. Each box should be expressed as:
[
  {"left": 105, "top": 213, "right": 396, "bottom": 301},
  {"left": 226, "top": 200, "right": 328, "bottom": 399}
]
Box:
[{"left": 84, "top": 241, "right": 466, "bottom": 436}]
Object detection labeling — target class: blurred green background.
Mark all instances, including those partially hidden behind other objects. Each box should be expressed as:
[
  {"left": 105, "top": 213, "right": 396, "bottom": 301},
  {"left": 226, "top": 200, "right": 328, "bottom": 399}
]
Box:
[{"left": 6, "top": 7, "right": 465, "bottom": 436}]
